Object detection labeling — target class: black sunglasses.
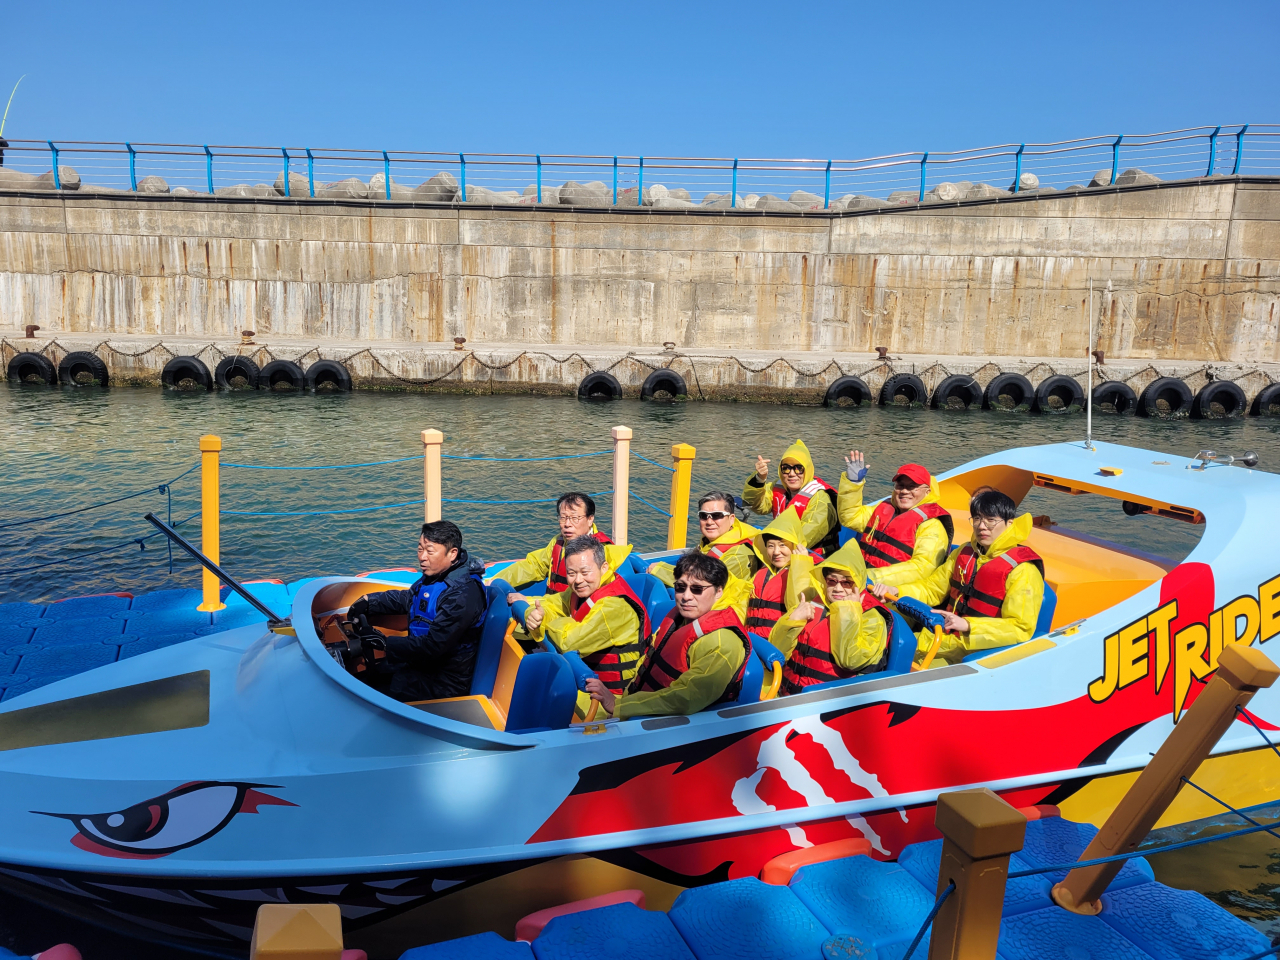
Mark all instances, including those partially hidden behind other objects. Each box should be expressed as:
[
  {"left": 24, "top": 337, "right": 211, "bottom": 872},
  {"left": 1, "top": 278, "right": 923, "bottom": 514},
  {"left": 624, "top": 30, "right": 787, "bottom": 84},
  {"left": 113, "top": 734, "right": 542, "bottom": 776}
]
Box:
[
  {"left": 673, "top": 581, "right": 713, "bottom": 595},
  {"left": 779, "top": 463, "right": 805, "bottom": 474},
  {"left": 698, "top": 510, "right": 732, "bottom": 521}
]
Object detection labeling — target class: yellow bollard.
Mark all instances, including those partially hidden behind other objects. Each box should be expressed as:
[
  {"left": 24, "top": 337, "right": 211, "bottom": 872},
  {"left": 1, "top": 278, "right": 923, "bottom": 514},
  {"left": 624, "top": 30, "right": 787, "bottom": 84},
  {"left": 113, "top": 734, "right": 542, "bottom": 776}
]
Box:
[
  {"left": 928, "top": 788, "right": 1027, "bottom": 960},
  {"left": 1053, "top": 643, "right": 1279, "bottom": 914},
  {"left": 422, "top": 429, "right": 442, "bottom": 523},
  {"left": 666, "top": 443, "right": 697, "bottom": 550},
  {"left": 250, "top": 903, "right": 343, "bottom": 960},
  {"left": 612, "top": 426, "right": 632, "bottom": 546},
  {"left": 197, "top": 435, "right": 225, "bottom": 612}
]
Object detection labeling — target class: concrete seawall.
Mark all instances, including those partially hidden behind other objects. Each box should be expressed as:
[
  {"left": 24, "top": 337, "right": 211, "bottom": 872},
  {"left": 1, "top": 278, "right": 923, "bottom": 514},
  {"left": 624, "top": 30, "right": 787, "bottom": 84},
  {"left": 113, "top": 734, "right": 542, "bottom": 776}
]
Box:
[{"left": 1, "top": 176, "right": 1278, "bottom": 399}]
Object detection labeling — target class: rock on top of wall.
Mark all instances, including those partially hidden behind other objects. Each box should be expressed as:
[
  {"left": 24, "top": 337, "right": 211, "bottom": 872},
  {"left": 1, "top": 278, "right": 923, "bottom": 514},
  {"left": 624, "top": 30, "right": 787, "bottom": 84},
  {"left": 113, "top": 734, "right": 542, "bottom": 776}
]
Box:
[
  {"left": 668, "top": 187, "right": 692, "bottom": 202},
  {"left": 789, "top": 189, "right": 824, "bottom": 209},
  {"left": 1010, "top": 172, "right": 1040, "bottom": 192},
  {"left": 136, "top": 175, "right": 170, "bottom": 194},
  {"left": 368, "top": 172, "right": 413, "bottom": 200},
  {"left": 274, "top": 171, "right": 311, "bottom": 197},
  {"left": 559, "top": 180, "right": 610, "bottom": 205},
  {"left": 0, "top": 167, "right": 38, "bottom": 188},
  {"left": 521, "top": 184, "right": 562, "bottom": 204},
  {"left": 886, "top": 190, "right": 919, "bottom": 205},
  {"left": 34, "top": 166, "right": 81, "bottom": 190},
  {"left": 1115, "top": 168, "right": 1161, "bottom": 186},
  {"left": 415, "top": 171, "right": 460, "bottom": 203},
  {"left": 215, "top": 183, "right": 276, "bottom": 198},
  {"left": 466, "top": 184, "right": 520, "bottom": 203}
]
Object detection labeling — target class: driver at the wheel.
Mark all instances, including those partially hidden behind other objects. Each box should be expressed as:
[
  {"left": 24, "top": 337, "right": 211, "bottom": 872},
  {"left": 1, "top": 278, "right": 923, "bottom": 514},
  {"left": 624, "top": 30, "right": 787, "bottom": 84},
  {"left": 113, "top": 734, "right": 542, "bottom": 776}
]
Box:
[{"left": 347, "top": 520, "right": 488, "bottom": 703}]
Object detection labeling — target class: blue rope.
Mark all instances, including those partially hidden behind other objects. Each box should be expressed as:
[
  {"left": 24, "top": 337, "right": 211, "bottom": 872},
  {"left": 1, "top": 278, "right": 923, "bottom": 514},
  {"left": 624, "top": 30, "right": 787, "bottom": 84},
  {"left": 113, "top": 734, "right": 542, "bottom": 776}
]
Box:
[
  {"left": 443, "top": 490, "right": 612, "bottom": 506},
  {"left": 441, "top": 451, "right": 611, "bottom": 462},
  {"left": 631, "top": 490, "right": 673, "bottom": 517},
  {"left": 223, "top": 456, "right": 419, "bottom": 471},
  {"left": 0, "top": 512, "right": 200, "bottom": 576},
  {"left": 633, "top": 452, "right": 676, "bottom": 473},
  {"left": 0, "top": 462, "right": 200, "bottom": 529},
  {"left": 901, "top": 881, "right": 954, "bottom": 960},
  {"left": 1236, "top": 705, "right": 1280, "bottom": 762},
  {"left": 222, "top": 498, "right": 425, "bottom": 518},
  {"left": 1179, "top": 776, "right": 1280, "bottom": 843}
]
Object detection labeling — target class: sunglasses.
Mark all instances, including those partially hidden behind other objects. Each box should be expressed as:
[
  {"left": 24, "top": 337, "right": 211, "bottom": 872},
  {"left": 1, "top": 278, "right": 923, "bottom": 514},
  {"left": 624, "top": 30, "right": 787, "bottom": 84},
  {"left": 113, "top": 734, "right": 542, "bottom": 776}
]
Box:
[
  {"left": 779, "top": 463, "right": 805, "bottom": 474},
  {"left": 698, "top": 510, "right": 732, "bottom": 521},
  {"left": 674, "top": 581, "right": 713, "bottom": 595}
]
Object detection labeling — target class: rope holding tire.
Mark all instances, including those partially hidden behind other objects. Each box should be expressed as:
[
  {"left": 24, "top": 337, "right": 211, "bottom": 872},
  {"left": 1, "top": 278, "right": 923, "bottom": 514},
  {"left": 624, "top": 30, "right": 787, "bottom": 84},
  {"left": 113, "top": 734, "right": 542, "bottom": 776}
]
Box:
[
  {"left": 930, "top": 374, "right": 981, "bottom": 410},
  {"left": 1033, "top": 375, "right": 1084, "bottom": 414},
  {"left": 640, "top": 368, "right": 687, "bottom": 401},
  {"left": 1138, "top": 377, "right": 1193, "bottom": 418},
  {"left": 305, "top": 359, "right": 352, "bottom": 393},
  {"left": 215, "top": 356, "right": 261, "bottom": 391},
  {"left": 57, "top": 351, "right": 109, "bottom": 387},
  {"left": 823, "top": 375, "right": 873, "bottom": 407},
  {"left": 1092, "top": 381, "right": 1138, "bottom": 415},
  {"left": 983, "top": 373, "right": 1034, "bottom": 411},
  {"left": 1192, "top": 380, "right": 1246, "bottom": 419},
  {"left": 160, "top": 356, "right": 213, "bottom": 391},
  {"left": 6, "top": 351, "right": 58, "bottom": 385},
  {"left": 260, "top": 359, "right": 306, "bottom": 392},
  {"left": 577, "top": 371, "right": 622, "bottom": 401},
  {"left": 879, "top": 373, "right": 927, "bottom": 407}
]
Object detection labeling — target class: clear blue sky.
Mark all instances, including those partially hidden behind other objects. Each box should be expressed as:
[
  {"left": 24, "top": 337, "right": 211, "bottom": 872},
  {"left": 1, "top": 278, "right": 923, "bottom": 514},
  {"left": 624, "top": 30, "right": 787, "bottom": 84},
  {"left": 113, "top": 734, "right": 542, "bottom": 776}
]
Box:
[{"left": 2, "top": 0, "right": 1275, "bottom": 159}]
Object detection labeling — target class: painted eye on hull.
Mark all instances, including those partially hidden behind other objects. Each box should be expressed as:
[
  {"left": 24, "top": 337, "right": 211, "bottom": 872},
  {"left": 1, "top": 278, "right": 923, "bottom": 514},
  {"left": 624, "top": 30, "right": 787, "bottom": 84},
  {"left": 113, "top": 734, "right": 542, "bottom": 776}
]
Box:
[{"left": 36, "top": 782, "right": 295, "bottom": 859}]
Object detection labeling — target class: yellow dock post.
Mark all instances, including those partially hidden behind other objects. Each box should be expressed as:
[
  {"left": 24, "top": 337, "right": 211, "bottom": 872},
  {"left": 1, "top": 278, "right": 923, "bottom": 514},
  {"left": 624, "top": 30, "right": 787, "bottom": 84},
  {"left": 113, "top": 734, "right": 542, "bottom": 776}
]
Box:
[
  {"left": 250, "top": 903, "right": 344, "bottom": 960},
  {"left": 422, "top": 429, "right": 442, "bottom": 523},
  {"left": 666, "top": 443, "right": 696, "bottom": 549},
  {"left": 612, "top": 425, "right": 632, "bottom": 546},
  {"left": 197, "top": 435, "right": 225, "bottom": 612},
  {"left": 1053, "top": 643, "right": 1279, "bottom": 915},
  {"left": 929, "top": 788, "right": 1027, "bottom": 960}
]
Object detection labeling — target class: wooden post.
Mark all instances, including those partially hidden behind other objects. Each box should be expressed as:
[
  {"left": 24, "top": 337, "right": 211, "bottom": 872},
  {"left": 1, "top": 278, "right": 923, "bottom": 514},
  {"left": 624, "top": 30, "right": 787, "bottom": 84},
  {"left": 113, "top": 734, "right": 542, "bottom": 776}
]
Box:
[
  {"left": 422, "top": 429, "right": 442, "bottom": 523},
  {"left": 666, "top": 443, "right": 697, "bottom": 550},
  {"left": 196, "top": 435, "right": 225, "bottom": 612},
  {"left": 1053, "top": 643, "right": 1279, "bottom": 914},
  {"left": 250, "top": 903, "right": 344, "bottom": 960},
  {"left": 612, "top": 425, "right": 632, "bottom": 546},
  {"left": 928, "top": 788, "right": 1027, "bottom": 960}
]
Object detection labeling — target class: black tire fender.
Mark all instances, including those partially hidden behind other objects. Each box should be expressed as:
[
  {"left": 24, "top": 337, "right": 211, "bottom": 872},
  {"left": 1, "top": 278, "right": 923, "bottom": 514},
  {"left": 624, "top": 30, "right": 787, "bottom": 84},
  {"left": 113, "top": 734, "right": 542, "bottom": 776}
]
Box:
[
  {"left": 215, "top": 356, "right": 261, "bottom": 390},
  {"left": 160, "top": 356, "right": 213, "bottom": 391},
  {"left": 1251, "top": 383, "right": 1280, "bottom": 417},
  {"left": 1191, "top": 380, "right": 1246, "bottom": 419},
  {"left": 306, "top": 360, "right": 352, "bottom": 392},
  {"left": 1138, "top": 377, "right": 1193, "bottom": 418},
  {"left": 57, "top": 351, "right": 109, "bottom": 387},
  {"left": 879, "top": 373, "right": 927, "bottom": 406},
  {"left": 7, "top": 351, "right": 58, "bottom": 385},
  {"left": 983, "top": 373, "right": 1034, "bottom": 411},
  {"left": 1091, "top": 381, "right": 1138, "bottom": 415},
  {"left": 1033, "top": 375, "right": 1085, "bottom": 414},
  {"left": 930, "top": 374, "right": 982, "bottom": 410},
  {"left": 823, "top": 375, "right": 873, "bottom": 407},
  {"left": 260, "top": 359, "right": 306, "bottom": 391},
  {"left": 577, "top": 371, "right": 622, "bottom": 400},
  {"left": 640, "top": 368, "right": 687, "bottom": 400}
]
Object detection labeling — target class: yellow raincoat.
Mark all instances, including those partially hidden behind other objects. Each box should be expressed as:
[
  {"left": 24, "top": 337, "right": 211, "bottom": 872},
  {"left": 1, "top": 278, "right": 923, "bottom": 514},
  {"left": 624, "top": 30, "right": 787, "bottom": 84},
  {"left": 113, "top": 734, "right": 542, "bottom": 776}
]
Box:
[
  {"left": 837, "top": 472, "right": 951, "bottom": 588},
  {"left": 742, "top": 439, "right": 837, "bottom": 553},
  {"left": 750, "top": 509, "right": 817, "bottom": 615},
  {"left": 614, "top": 624, "right": 747, "bottom": 718},
  {"left": 492, "top": 525, "right": 632, "bottom": 592},
  {"left": 650, "top": 517, "right": 762, "bottom": 585},
  {"left": 769, "top": 539, "right": 888, "bottom": 681},
  {"left": 896, "top": 513, "right": 1045, "bottom": 665}
]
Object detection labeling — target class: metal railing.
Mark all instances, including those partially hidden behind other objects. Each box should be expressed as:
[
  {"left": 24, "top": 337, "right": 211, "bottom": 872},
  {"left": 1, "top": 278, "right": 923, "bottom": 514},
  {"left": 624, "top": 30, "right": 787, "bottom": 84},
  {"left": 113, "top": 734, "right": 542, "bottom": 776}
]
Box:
[{"left": 0, "top": 125, "right": 1275, "bottom": 208}]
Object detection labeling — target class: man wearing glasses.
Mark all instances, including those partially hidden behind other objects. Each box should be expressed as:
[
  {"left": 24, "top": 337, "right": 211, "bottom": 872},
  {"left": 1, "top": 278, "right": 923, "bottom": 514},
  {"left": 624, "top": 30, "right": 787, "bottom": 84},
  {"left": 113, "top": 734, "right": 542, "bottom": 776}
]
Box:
[
  {"left": 838, "top": 453, "right": 954, "bottom": 588},
  {"left": 585, "top": 554, "right": 751, "bottom": 718},
  {"left": 492, "top": 491, "right": 632, "bottom": 594},
  {"left": 870, "top": 490, "right": 1044, "bottom": 665},
  {"left": 648, "top": 491, "right": 761, "bottom": 584},
  {"left": 742, "top": 439, "right": 839, "bottom": 557}
]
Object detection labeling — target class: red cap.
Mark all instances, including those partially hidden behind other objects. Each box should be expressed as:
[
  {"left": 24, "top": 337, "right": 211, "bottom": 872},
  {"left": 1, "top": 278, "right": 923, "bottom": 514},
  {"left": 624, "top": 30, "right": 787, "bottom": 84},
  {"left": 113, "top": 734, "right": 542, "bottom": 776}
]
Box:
[{"left": 893, "top": 463, "right": 931, "bottom": 487}]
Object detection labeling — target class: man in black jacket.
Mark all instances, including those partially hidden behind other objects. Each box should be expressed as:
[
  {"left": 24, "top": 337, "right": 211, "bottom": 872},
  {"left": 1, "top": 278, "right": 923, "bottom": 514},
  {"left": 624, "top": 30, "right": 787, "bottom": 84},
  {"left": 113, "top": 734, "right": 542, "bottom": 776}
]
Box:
[{"left": 349, "top": 520, "right": 488, "bottom": 702}]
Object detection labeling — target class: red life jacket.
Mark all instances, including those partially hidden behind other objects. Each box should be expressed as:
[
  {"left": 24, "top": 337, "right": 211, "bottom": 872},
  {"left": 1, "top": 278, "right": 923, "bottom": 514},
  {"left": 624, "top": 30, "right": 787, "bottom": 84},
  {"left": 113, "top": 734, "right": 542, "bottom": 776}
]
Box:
[
  {"left": 706, "top": 535, "right": 754, "bottom": 561},
  {"left": 567, "top": 576, "right": 652, "bottom": 692},
  {"left": 746, "top": 566, "right": 789, "bottom": 639},
  {"left": 946, "top": 544, "right": 1045, "bottom": 618},
  {"left": 860, "top": 501, "right": 954, "bottom": 568},
  {"left": 629, "top": 608, "right": 752, "bottom": 707},
  {"left": 780, "top": 595, "right": 890, "bottom": 695},
  {"left": 548, "top": 530, "right": 614, "bottom": 592},
  {"left": 769, "top": 478, "right": 839, "bottom": 557}
]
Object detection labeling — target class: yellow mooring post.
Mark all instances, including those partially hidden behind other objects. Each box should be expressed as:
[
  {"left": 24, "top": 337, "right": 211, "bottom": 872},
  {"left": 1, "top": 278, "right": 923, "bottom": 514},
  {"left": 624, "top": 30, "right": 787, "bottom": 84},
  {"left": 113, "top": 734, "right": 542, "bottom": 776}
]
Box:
[
  {"left": 612, "top": 425, "right": 632, "bottom": 546},
  {"left": 1053, "top": 643, "right": 1279, "bottom": 915},
  {"left": 197, "top": 435, "right": 225, "bottom": 612},
  {"left": 666, "top": 443, "right": 696, "bottom": 550},
  {"left": 928, "top": 788, "right": 1027, "bottom": 960},
  {"left": 249, "top": 903, "right": 344, "bottom": 960},
  {"left": 422, "top": 429, "right": 442, "bottom": 523}
]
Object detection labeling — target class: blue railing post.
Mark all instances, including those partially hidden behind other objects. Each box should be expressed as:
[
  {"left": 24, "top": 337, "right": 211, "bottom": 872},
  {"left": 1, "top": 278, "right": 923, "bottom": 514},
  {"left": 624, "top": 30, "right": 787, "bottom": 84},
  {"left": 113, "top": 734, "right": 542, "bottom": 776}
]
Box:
[
  {"left": 612, "top": 156, "right": 618, "bottom": 205},
  {"left": 824, "top": 159, "right": 831, "bottom": 209},
  {"left": 306, "top": 148, "right": 315, "bottom": 197},
  {"left": 47, "top": 142, "right": 60, "bottom": 189},
  {"left": 638, "top": 157, "right": 644, "bottom": 205},
  {"left": 382, "top": 151, "right": 391, "bottom": 199},
  {"left": 1206, "top": 126, "right": 1221, "bottom": 177},
  {"left": 204, "top": 145, "right": 214, "bottom": 195},
  {"left": 1234, "top": 124, "right": 1249, "bottom": 175},
  {"left": 281, "top": 147, "right": 290, "bottom": 197},
  {"left": 1013, "top": 143, "right": 1025, "bottom": 192},
  {"left": 459, "top": 153, "right": 466, "bottom": 202},
  {"left": 1110, "top": 136, "right": 1123, "bottom": 186},
  {"left": 731, "top": 158, "right": 738, "bottom": 208},
  {"left": 536, "top": 154, "right": 542, "bottom": 203},
  {"left": 918, "top": 151, "right": 928, "bottom": 201},
  {"left": 126, "top": 143, "right": 137, "bottom": 191}
]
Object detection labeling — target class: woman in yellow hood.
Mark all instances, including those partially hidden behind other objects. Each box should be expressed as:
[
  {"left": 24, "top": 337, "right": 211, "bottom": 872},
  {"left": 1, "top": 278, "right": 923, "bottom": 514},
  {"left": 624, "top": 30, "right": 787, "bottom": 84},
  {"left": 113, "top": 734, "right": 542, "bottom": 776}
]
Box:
[
  {"left": 768, "top": 539, "right": 890, "bottom": 694},
  {"left": 744, "top": 509, "right": 814, "bottom": 640},
  {"left": 742, "top": 439, "right": 840, "bottom": 556}
]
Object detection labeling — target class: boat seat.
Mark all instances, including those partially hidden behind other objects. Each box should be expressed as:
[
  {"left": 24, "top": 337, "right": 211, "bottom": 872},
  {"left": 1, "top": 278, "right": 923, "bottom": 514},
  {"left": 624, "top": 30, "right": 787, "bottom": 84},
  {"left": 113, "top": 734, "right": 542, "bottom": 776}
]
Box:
[
  {"left": 784, "top": 608, "right": 917, "bottom": 695},
  {"left": 960, "top": 581, "right": 1058, "bottom": 663},
  {"left": 504, "top": 651, "right": 578, "bottom": 734},
  {"left": 472, "top": 581, "right": 518, "bottom": 698},
  {"left": 619, "top": 573, "right": 676, "bottom": 631}
]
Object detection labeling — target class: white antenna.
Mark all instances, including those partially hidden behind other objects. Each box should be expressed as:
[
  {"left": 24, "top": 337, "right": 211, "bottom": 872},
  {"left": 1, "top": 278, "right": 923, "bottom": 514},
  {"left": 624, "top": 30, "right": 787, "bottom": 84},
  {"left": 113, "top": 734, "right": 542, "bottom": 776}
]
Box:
[{"left": 1086, "top": 277, "right": 1094, "bottom": 451}]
